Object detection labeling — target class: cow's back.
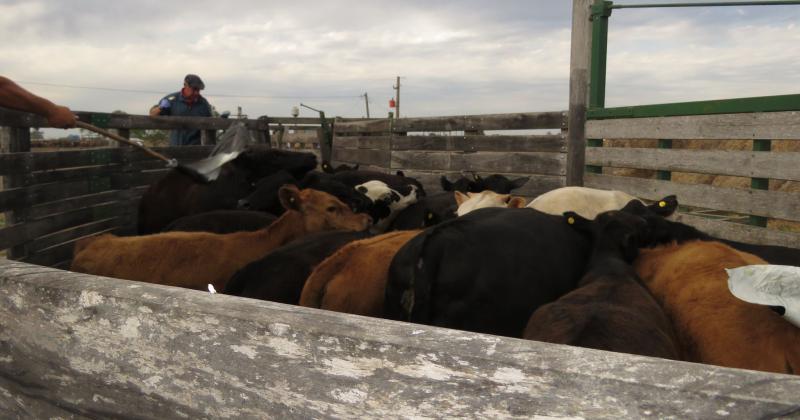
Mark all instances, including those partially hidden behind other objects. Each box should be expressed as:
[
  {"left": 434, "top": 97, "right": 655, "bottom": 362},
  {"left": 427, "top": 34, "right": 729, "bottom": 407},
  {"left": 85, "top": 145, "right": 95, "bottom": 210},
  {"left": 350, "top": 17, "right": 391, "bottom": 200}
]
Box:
[
  {"left": 386, "top": 207, "right": 591, "bottom": 337},
  {"left": 635, "top": 240, "right": 800, "bottom": 374}
]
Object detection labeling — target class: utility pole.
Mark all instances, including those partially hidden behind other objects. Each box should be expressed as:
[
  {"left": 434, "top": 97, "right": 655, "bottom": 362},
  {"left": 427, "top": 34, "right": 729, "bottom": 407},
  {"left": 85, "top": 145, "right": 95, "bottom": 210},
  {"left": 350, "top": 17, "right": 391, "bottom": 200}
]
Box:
[
  {"left": 363, "top": 92, "right": 370, "bottom": 118},
  {"left": 393, "top": 76, "right": 401, "bottom": 118}
]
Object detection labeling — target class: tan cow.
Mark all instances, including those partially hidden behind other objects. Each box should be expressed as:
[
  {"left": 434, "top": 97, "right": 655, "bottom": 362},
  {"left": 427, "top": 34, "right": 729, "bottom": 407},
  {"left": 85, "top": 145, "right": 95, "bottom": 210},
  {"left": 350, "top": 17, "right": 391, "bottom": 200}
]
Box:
[
  {"left": 635, "top": 240, "right": 800, "bottom": 374},
  {"left": 71, "top": 185, "right": 371, "bottom": 291}
]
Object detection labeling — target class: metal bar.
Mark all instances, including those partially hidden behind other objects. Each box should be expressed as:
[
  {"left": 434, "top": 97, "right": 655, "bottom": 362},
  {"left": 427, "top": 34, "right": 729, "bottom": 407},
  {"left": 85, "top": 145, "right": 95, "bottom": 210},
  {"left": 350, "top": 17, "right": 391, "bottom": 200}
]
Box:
[
  {"left": 589, "top": 0, "right": 612, "bottom": 109},
  {"left": 588, "top": 93, "right": 800, "bottom": 119},
  {"left": 749, "top": 139, "right": 772, "bottom": 227},
  {"left": 612, "top": 1, "right": 800, "bottom": 9},
  {"left": 656, "top": 139, "right": 672, "bottom": 181},
  {"left": 587, "top": 0, "right": 612, "bottom": 175}
]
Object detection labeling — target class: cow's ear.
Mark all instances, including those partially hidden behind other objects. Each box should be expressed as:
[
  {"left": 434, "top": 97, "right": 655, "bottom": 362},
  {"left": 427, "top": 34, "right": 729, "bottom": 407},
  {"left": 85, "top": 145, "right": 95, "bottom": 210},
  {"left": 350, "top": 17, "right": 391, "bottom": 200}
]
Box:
[
  {"left": 563, "top": 211, "right": 591, "bottom": 231},
  {"left": 648, "top": 195, "right": 678, "bottom": 217},
  {"left": 279, "top": 184, "right": 302, "bottom": 211},
  {"left": 508, "top": 196, "right": 527, "bottom": 208},
  {"left": 440, "top": 176, "right": 454, "bottom": 191},
  {"left": 510, "top": 177, "right": 529, "bottom": 190},
  {"left": 454, "top": 191, "right": 469, "bottom": 206}
]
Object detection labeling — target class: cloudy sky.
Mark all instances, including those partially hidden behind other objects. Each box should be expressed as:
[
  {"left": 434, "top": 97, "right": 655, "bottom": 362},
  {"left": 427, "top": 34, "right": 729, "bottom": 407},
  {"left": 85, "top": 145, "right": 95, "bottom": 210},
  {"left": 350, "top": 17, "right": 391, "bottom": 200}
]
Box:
[{"left": 2, "top": 0, "right": 798, "bottom": 135}]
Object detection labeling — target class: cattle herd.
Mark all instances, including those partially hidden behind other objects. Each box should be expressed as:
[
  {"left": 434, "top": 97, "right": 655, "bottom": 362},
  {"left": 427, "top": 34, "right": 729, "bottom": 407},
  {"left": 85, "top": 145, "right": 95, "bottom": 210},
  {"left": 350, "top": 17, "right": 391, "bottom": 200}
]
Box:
[{"left": 69, "top": 146, "right": 800, "bottom": 376}]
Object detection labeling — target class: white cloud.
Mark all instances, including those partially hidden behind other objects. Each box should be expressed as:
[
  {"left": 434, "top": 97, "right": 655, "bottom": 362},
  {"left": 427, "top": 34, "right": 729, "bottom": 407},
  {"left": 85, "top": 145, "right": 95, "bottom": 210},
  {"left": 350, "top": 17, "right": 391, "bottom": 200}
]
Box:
[{"left": 1, "top": 0, "right": 797, "bottom": 132}]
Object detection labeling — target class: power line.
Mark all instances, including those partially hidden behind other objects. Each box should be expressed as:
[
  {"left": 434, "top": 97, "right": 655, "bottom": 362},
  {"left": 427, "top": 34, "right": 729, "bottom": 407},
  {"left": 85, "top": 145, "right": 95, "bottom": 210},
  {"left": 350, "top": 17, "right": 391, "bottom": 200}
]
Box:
[{"left": 17, "top": 80, "right": 364, "bottom": 100}]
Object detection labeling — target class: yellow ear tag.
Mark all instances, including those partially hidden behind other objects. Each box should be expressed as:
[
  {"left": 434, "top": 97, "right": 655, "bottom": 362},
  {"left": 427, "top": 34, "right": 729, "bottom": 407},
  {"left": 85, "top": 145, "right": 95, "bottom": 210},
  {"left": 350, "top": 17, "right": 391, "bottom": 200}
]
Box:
[
  {"left": 567, "top": 217, "right": 575, "bottom": 225},
  {"left": 659, "top": 201, "right": 666, "bottom": 208},
  {"left": 427, "top": 213, "right": 433, "bottom": 219}
]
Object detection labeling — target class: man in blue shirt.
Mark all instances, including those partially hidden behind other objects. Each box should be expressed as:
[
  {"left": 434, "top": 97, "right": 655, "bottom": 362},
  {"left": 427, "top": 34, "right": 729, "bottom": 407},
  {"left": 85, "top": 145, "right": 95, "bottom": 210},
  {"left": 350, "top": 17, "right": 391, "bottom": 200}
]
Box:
[{"left": 149, "top": 74, "right": 213, "bottom": 146}]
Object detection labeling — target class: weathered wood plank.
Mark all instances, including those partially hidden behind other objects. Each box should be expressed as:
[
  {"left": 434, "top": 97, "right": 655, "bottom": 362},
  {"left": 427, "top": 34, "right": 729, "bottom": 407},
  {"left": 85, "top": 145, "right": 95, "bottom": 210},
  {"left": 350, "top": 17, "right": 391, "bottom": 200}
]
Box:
[
  {"left": 390, "top": 135, "right": 566, "bottom": 153},
  {"left": 451, "top": 152, "right": 566, "bottom": 176},
  {"left": 333, "top": 118, "right": 391, "bottom": 134},
  {"left": 674, "top": 213, "right": 800, "bottom": 248},
  {"left": 333, "top": 136, "right": 392, "bottom": 150},
  {"left": 391, "top": 151, "right": 566, "bottom": 176},
  {"left": 0, "top": 107, "right": 328, "bottom": 130},
  {"left": 390, "top": 151, "right": 451, "bottom": 171},
  {"left": 584, "top": 174, "right": 800, "bottom": 222},
  {"left": 567, "top": 0, "right": 591, "bottom": 186},
  {"left": 392, "top": 112, "right": 565, "bottom": 132},
  {"left": 24, "top": 217, "right": 125, "bottom": 254},
  {"left": 0, "top": 201, "right": 130, "bottom": 251},
  {"left": 26, "top": 190, "right": 130, "bottom": 220},
  {"left": 586, "top": 111, "right": 800, "bottom": 140},
  {"left": 586, "top": 148, "right": 800, "bottom": 182},
  {"left": 1, "top": 259, "right": 798, "bottom": 419},
  {"left": 331, "top": 148, "right": 390, "bottom": 167}
]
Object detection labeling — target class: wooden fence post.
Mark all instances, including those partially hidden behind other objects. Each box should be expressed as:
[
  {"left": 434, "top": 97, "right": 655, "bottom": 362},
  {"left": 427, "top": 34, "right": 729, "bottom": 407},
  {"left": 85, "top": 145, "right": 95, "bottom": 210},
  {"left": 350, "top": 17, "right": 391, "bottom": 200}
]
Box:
[
  {"left": 3, "top": 126, "right": 32, "bottom": 259},
  {"left": 566, "top": 0, "right": 592, "bottom": 186}
]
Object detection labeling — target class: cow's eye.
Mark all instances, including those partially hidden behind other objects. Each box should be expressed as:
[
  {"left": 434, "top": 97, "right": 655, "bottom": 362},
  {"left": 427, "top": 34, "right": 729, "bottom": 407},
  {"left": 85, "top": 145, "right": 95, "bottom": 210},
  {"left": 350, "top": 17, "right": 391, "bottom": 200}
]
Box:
[{"left": 327, "top": 206, "right": 338, "bottom": 213}]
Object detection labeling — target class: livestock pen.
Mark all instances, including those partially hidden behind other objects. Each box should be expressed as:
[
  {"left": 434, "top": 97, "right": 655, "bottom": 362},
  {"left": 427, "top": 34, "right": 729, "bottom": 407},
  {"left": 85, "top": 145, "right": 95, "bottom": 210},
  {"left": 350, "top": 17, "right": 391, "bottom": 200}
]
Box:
[{"left": 3, "top": 1, "right": 800, "bottom": 418}]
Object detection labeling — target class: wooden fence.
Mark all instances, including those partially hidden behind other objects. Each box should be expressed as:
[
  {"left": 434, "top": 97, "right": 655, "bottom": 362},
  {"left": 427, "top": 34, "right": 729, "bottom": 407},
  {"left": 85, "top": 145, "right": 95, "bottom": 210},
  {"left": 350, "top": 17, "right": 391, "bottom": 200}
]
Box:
[
  {"left": 582, "top": 105, "right": 800, "bottom": 250},
  {"left": 3, "top": 258, "right": 799, "bottom": 419},
  {"left": 0, "top": 107, "right": 330, "bottom": 268},
  {"left": 331, "top": 112, "right": 568, "bottom": 199}
]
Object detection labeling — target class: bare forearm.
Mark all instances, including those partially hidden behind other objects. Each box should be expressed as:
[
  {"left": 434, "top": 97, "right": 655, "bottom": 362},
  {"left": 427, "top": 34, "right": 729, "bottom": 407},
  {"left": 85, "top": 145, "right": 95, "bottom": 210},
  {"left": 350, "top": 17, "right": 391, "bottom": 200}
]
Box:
[
  {"left": 0, "top": 76, "right": 57, "bottom": 116},
  {"left": 0, "top": 76, "right": 76, "bottom": 128}
]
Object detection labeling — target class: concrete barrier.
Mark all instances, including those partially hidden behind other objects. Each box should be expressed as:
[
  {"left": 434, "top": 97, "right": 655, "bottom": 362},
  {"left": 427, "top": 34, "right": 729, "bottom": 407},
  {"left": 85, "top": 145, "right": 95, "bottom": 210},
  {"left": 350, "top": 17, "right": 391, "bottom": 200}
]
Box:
[{"left": 1, "top": 258, "right": 799, "bottom": 419}]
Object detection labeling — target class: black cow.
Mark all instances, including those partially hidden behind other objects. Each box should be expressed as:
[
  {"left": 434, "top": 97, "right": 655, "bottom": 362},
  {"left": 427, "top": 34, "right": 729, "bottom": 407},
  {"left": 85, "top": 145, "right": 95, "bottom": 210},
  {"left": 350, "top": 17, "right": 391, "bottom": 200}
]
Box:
[
  {"left": 630, "top": 199, "right": 800, "bottom": 266},
  {"left": 321, "top": 161, "right": 359, "bottom": 173},
  {"left": 385, "top": 207, "right": 593, "bottom": 337},
  {"left": 297, "top": 171, "right": 373, "bottom": 214},
  {"left": 162, "top": 210, "right": 277, "bottom": 234},
  {"left": 237, "top": 170, "right": 298, "bottom": 215},
  {"left": 224, "top": 230, "right": 373, "bottom": 303},
  {"left": 388, "top": 192, "right": 457, "bottom": 231},
  {"left": 137, "top": 148, "right": 317, "bottom": 234},
  {"left": 385, "top": 197, "right": 680, "bottom": 338},
  {"left": 523, "top": 208, "right": 682, "bottom": 360},
  {"left": 440, "top": 173, "right": 529, "bottom": 194},
  {"left": 332, "top": 170, "right": 426, "bottom": 197}
]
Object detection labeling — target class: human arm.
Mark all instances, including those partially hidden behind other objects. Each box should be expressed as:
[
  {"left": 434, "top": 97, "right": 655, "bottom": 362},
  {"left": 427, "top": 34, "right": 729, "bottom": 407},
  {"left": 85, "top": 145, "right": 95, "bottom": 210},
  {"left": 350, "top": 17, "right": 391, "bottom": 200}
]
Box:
[
  {"left": 149, "top": 97, "right": 173, "bottom": 116},
  {"left": 0, "top": 76, "right": 76, "bottom": 128}
]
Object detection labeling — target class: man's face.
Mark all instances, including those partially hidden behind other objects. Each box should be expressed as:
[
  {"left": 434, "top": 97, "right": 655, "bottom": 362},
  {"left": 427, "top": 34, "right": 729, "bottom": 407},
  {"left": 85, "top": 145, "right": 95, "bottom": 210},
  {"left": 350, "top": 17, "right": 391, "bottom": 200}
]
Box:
[{"left": 182, "top": 83, "right": 201, "bottom": 100}]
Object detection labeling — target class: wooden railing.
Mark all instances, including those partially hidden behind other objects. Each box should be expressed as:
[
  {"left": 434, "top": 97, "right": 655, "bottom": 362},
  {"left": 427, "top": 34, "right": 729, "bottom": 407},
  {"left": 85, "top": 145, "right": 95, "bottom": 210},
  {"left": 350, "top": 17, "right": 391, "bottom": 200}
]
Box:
[
  {"left": 584, "top": 111, "right": 800, "bottom": 248},
  {"left": 332, "top": 112, "right": 569, "bottom": 199},
  {"left": 0, "top": 107, "right": 330, "bottom": 267}
]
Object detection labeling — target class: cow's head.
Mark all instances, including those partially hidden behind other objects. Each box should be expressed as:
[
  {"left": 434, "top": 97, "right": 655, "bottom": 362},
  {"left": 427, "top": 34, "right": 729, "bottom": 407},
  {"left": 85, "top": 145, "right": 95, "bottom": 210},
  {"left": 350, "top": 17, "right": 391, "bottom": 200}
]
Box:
[
  {"left": 564, "top": 209, "right": 649, "bottom": 263},
  {"left": 454, "top": 190, "right": 527, "bottom": 216},
  {"left": 278, "top": 184, "right": 371, "bottom": 233}
]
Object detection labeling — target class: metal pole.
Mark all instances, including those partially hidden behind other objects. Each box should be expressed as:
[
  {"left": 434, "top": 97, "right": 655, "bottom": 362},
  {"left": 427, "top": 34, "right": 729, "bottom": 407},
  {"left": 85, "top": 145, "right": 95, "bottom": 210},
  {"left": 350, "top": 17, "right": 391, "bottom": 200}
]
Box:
[
  {"left": 612, "top": 1, "right": 800, "bottom": 9},
  {"left": 364, "top": 93, "right": 370, "bottom": 118},
  {"left": 393, "top": 76, "right": 401, "bottom": 118}
]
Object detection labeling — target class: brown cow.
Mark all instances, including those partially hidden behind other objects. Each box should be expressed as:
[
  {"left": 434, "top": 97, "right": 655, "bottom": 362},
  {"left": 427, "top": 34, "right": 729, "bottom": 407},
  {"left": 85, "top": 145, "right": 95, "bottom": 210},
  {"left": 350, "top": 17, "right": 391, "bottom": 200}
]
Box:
[
  {"left": 72, "top": 185, "right": 371, "bottom": 292},
  {"left": 635, "top": 240, "right": 800, "bottom": 374},
  {"left": 523, "top": 210, "right": 681, "bottom": 360},
  {"left": 299, "top": 230, "right": 420, "bottom": 317}
]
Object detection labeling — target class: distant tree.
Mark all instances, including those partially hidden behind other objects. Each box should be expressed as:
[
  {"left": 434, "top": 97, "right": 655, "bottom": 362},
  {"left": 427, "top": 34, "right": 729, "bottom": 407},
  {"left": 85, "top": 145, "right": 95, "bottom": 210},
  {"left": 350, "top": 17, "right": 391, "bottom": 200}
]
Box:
[{"left": 30, "top": 128, "right": 44, "bottom": 140}]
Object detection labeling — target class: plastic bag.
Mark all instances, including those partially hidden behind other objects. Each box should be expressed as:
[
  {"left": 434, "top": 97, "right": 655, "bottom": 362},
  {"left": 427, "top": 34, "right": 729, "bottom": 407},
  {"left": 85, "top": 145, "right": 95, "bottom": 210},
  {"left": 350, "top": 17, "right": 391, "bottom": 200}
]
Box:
[{"left": 726, "top": 264, "right": 800, "bottom": 328}]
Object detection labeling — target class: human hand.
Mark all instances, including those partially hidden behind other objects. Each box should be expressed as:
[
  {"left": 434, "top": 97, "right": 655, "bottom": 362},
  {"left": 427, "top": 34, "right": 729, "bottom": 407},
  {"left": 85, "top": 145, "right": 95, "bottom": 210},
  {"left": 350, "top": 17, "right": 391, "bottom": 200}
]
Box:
[{"left": 47, "top": 105, "right": 77, "bottom": 128}]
